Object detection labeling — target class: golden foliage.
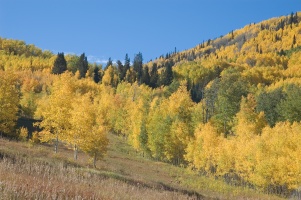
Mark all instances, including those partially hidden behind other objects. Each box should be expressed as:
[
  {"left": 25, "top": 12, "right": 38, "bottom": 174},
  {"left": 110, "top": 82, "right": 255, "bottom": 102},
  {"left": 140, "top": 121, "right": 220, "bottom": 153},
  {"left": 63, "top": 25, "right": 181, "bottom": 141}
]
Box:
[
  {"left": 18, "top": 127, "right": 28, "bottom": 141},
  {"left": 3, "top": 12, "right": 301, "bottom": 194},
  {"left": 0, "top": 71, "right": 19, "bottom": 136},
  {"left": 185, "top": 122, "right": 221, "bottom": 174}
]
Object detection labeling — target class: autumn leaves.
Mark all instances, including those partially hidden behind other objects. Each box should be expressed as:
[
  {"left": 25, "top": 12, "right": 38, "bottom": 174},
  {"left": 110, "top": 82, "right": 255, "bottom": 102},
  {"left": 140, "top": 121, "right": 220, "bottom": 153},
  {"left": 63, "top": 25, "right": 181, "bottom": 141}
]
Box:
[
  {"left": 0, "top": 71, "right": 19, "bottom": 136},
  {"left": 36, "top": 73, "right": 108, "bottom": 167}
]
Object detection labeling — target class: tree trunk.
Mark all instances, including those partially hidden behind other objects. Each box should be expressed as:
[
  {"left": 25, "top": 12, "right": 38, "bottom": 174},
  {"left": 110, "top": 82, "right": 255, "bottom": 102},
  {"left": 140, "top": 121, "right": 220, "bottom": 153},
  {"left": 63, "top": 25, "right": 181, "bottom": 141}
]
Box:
[
  {"left": 74, "top": 144, "right": 78, "bottom": 160},
  {"left": 93, "top": 153, "right": 97, "bottom": 168},
  {"left": 54, "top": 135, "right": 58, "bottom": 153}
]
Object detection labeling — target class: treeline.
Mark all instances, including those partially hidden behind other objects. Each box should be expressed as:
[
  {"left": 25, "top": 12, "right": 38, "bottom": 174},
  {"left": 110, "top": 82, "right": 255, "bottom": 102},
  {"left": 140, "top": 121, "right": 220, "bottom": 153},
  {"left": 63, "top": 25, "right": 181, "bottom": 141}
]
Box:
[
  {"left": 52, "top": 51, "right": 174, "bottom": 89},
  {"left": 0, "top": 38, "right": 175, "bottom": 88},
  {"left": 155, "top": 12, "right": 300, "bottom": 65},
  {"left": 0, "top": 12, "right": 301, "bottom": 196}
]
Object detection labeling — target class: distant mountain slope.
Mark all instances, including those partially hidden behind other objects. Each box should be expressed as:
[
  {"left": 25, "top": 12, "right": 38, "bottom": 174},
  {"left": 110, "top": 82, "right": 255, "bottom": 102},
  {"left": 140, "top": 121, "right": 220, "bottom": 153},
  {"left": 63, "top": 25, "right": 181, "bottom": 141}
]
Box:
[
  {"left": 151, "top": 12, "right": 300, "bottom": 66},
  {"left": 142, "top": 12, "right": 301, "bottom": 103}
]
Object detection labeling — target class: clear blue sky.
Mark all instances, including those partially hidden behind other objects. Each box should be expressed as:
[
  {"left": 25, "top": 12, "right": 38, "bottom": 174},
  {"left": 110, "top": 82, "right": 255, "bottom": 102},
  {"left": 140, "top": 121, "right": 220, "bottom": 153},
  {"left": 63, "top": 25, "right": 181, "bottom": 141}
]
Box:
[{"left": 0, "top": 0, "right": 300, "bottom": 64}]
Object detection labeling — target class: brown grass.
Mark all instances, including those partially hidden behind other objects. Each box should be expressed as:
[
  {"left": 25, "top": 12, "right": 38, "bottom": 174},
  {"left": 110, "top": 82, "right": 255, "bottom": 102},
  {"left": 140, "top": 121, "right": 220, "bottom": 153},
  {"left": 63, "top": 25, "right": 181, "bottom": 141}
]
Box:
[
  {"left": 0, "top": 134, "right": 286, "bottom": 200},
  {"left": 0, "top": 153, "right": 197, "bottom": 199}
]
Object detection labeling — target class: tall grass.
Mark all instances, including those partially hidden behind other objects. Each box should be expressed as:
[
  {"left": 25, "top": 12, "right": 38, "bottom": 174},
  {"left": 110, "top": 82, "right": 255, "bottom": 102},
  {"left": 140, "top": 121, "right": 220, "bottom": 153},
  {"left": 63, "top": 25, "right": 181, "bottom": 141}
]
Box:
[
  {"left": 0, "top": 135, "right": 287, "bottom": 200},
  {"left": 0, "top": 153, "right": 196, "bottom": 199}
]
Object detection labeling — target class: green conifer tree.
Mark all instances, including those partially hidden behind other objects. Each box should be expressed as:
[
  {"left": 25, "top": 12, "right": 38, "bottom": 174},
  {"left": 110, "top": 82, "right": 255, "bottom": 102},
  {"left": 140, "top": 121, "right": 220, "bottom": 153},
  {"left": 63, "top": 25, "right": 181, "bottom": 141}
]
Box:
[
  {"left": 93, "top": 66, "right": 101, "bottom": 83},
  {"left": 141, "top": 66, "right": 150, "bottom": 85},
  {"left": 105, "top": 57, "right": 113, "bottom": 70},
  {"left": 159, "top": 62, "right": 173, "bottom": 86},
  {"left": 78, "top": 53, "right": 88, "bottom": 78},
  {"left": 116, "top": 60, "right": 125, "bottom": 81},
  {"left": 133, "top": 52, "right": 143, "bottom": 84},
  {"left": 149, "top": 63, "right": 159, "bottom": 88},
  {"left": 52, "top": 52, "right": 67, "bottom": 74}
]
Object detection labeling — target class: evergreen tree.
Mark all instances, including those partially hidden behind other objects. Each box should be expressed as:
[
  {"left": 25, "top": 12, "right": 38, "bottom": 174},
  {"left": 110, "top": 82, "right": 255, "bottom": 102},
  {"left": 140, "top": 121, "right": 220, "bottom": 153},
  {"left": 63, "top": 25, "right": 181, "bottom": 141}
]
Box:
[
  {"left": 105, "top": 57, "right": 113, "bottom": 70},
  {"left": 190, "top": 82, "right": 203, "bottom": 103},
  {"left": 52, "top": 52, "right": 67, "bottom": 74},
  {"left": 124, "top": 54, "right": 130, "bottom": 71},
  {"left": 165, "top": 62, "right": 173, "bottom": 84},
  {"left": 78, "top": 53, "right": 89, "bottom": 78},
  {"left": 230, "top": 30, "right": 234, "bottom": 40},
  {"left": 289, "top": 12, "right": 294, "bottom": 28},
  {"left": 123, "top": 54, "right": 131, "bottom": 81},
  {"left": 93, "top": 66, "right": 101, "bottom": 83},
  {"left": 290, "top": 12, "right": 294, "bottom": 23},
  {"left": 292, "top": 34, "right": 296, "bottom": 47},
  {"left": 165, "top": 53, "right": 170, "bottom": 59},
  {"left": 141, "top": 66, "right": 150, "bottom": 85},
  {"left": 133, "top": 52, "right": 143, "bottom": 84},
  {"left": 294, "top": 12, "right": 298, "bottom": 24},
  {"left": 149, "top": 63, "right": 159, "bottom": 88},
  {"left": 116, "top": 60, "right": 124, "bottom": 81},
  {"left": 159, "top": 62, "right": 173, "bottom": 86}
]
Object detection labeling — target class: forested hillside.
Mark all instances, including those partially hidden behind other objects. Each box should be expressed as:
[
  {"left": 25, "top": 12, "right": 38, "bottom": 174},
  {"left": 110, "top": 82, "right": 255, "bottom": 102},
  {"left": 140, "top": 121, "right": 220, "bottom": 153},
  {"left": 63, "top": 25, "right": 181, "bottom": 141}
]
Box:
[{"left": 1, "top": 12, "right": 301, "bottom": 197}]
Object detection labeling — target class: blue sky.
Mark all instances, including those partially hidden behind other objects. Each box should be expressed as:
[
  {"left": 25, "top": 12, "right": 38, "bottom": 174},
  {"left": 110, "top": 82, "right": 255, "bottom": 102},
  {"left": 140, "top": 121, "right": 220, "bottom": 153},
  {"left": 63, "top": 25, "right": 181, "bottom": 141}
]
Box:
[{"left": 0, "top": 0, "right": 300, "bottom": 64}]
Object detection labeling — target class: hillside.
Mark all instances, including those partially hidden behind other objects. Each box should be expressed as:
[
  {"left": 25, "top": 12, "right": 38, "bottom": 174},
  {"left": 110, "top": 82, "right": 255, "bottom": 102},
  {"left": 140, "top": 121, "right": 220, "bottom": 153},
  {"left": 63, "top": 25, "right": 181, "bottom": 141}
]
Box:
[
  {"left": 0, "top": 133, "right": 283, "bottom": 199},
  {"left": 139, "top": 12, "right": 301, "bottom": 107},
  {"left": 0, "top": 12, "right": 301, "bottom": 199},
  {"left": 152, "top": 12, "right": 300, "bottom": 66}
]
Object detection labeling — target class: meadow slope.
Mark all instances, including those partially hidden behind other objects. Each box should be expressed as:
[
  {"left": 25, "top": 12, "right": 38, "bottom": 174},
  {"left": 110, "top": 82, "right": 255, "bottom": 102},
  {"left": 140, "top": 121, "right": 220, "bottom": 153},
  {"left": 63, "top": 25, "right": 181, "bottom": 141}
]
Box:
[{"left": 0, "top": 133, "right": 284, "bottom": 200}]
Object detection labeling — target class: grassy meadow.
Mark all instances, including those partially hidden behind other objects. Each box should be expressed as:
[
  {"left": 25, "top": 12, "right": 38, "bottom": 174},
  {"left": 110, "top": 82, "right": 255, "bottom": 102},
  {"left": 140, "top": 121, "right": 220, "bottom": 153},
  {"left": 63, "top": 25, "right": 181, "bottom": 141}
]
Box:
[{"left": 0, "top": 133, "right": 287, "bottom": 200}]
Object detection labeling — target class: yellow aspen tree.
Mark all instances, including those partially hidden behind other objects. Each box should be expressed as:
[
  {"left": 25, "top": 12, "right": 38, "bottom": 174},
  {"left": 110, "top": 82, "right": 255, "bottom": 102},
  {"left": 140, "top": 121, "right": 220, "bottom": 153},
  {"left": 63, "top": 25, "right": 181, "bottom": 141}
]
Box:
[
  {"left": 0, "top": 71, "right": 19, "bottom": 137},
  {"left": 76, "top": 77, "right": 101, "bottom": 96},
  {"left": 163, "top": 82, "right": 195, "bottom": 164},
  {"left": 18, "top": 127, "right": 29, "bottom": 141},
  {"left": 285, "top": 51, "right": 301, "bottom": 77},
  {"left": 68, "top": 92, "right": 95, "bottom": 160},
  {"left": 126, "top": 84, "right": 152, "bottom": 152},
  {"left": 80, "top": 97, "right": 109, "bottom": 168},
  {"left": 109, "top": 94, "right": 128, "bottom": 135},
  {"left": 185, "top": 122, "right": 220, "bottom": 174},
  {"left": 101, "top": 65, "right": 119, "bottom": 87},
  {"left": 167, "top": 81, "right": 195, "bottom": 123},
  {"left": 113, "top": 82, "right": 135, "bottom": 136},
  {"left": 127, "top": 98, "right": 145, "bottom": 150},
  {"left": 214, "top": 137, "right": 236, "bottom": 177},
  {"left": 96, "top": 85, "right": 115, "bottom": 130},
  {"left": 164, "top": 119, "right": 190, "bottom": 165},
  {"left": 232, "top": 94, "right": 267, "bottom": 182},
  {"left": 147, "top": 97, "right": 169, "bottom": 160},
  {"left": 233, "top": 134, "right": 259, "bottom": 184},
  {"left": 252, "top": 122, "right": 301, "bottom": 192},
  {"left": 234, "top": 94, "right": 267, "bottom": 137},
  {"left": 35, "top": 72, "right": 75, "bottom": 153},
  {"left": 82, "top": 123, "right": 108, "bottom": 168}
]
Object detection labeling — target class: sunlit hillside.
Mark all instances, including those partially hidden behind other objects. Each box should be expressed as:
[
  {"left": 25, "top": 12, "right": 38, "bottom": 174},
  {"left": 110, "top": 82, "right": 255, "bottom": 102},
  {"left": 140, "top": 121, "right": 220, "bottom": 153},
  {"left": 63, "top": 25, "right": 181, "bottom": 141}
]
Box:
[{"left": 0, "top": 12, "right": 301, "bottom": 199}]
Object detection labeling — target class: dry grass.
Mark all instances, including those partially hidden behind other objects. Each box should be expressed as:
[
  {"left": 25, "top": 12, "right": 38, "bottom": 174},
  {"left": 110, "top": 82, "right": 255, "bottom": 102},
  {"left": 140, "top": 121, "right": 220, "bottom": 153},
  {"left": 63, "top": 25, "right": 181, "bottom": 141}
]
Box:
[
  {"left": 0, "top": 153, "right": 197, "bottom": 199},
  {"left": 0, "top": 134, "right": 286, "bottom": 200},
  {"left": 0, "top": 136, "right": 200, "bottom": 200}
]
